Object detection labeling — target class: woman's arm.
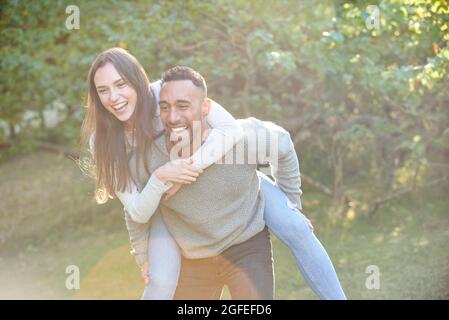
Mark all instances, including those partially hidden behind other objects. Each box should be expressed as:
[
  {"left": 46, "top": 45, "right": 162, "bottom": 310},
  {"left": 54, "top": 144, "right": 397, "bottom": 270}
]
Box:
[
  {"left": 90, "top": 133, "right": 166, "bottom": 224},
  {"left": 160, "top": 100, "right": 246, "bottom": 201},
  {"left": 116, "top": 158, "right": 202, "bottom": 224},
  {"left": 151, "top": 79, "right": 244, "bottom": 169},
  {"left": 190, "top": 99, "right": 245, "bottom": 169},
  {"left": 115, "top": 174, "right": 170, "bottom": 224}
]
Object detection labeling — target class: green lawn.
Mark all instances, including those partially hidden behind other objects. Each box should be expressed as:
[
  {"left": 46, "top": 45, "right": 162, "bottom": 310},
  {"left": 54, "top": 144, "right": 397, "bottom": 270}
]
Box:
[{"left": 0, "top": 151, "right": 448, "bottom": 299}]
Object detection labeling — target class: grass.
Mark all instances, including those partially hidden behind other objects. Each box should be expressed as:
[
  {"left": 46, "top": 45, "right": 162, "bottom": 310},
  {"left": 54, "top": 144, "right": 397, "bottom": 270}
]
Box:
[{"left": 0, "top": 151, "right": 448, "bottom": 299}]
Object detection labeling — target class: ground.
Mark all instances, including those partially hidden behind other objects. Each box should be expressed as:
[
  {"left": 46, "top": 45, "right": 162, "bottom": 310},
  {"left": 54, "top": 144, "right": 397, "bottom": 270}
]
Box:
[{"left": 0, "top": 151, "right": 448, "bottom": 299}]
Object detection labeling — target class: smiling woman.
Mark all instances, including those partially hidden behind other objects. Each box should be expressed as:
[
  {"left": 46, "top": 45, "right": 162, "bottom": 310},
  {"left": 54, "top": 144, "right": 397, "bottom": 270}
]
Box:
[
  {"left": 94, "top": 63, "right": 137, "bottom": 124},
  {"left": 81, "top": 47, "right": 160, "bottom": 204},
  {"left": 79, "top": 47, "right": 247, "bottom": 300}
]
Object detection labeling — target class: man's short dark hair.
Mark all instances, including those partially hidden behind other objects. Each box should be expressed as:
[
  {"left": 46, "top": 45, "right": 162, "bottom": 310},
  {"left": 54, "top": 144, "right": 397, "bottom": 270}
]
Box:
[{"left": 161, "top": 66, "right": 207, "bottom": 95}]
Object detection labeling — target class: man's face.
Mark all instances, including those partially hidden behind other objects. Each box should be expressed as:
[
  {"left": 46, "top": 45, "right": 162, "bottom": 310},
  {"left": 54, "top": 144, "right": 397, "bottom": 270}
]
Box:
[{"left": 159, "top": 80, "right": 209, "bottom": 147}]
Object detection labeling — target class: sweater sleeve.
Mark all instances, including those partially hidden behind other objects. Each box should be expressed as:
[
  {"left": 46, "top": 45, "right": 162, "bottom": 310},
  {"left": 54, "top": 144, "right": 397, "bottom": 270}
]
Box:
[
  {"left": 115, "top": 174, "right": 171, "bottom": 224},
  {"left": 243, "top": 118, "right": 303, "bottom": 210},
  {"left": 89, "top": 131, "right": 171, "bottom": 224},
  {"left": 123, "top": 207, "right": 151, "bottom": 267}
]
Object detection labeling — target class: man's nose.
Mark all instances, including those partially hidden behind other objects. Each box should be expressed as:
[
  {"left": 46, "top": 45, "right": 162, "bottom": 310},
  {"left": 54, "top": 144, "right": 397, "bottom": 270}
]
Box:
[{"left": 168, "top": 108, "right": 180, "bottom": 123}]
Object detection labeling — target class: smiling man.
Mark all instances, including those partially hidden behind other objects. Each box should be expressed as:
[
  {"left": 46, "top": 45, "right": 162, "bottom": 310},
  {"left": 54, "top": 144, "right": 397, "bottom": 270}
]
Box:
[
  {"left": 158, "top": 69, "right": 211, "bottom": 160},
  {"left": 144, "top": 66, "right": 280, "bottom": 299},
  {"left": 124, "top": 66, "right": 346, "bottom": 300}
]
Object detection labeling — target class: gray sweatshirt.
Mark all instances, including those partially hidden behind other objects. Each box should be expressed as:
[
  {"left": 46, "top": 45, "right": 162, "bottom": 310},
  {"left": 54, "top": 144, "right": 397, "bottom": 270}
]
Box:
[{"left": 125, "top": 118, "right": 302, "bottom": 263}]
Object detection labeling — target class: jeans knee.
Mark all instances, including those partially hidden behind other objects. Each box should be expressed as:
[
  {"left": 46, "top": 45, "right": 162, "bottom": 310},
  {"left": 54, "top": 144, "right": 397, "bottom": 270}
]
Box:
[{"left": 283, "top": 212, "right": 313, "bottom": 245}]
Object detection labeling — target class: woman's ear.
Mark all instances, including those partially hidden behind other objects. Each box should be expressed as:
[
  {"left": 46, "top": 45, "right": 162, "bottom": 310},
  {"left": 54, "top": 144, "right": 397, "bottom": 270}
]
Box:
[{"left": 202, "top": 97, "right": 211, "bottom": 116}]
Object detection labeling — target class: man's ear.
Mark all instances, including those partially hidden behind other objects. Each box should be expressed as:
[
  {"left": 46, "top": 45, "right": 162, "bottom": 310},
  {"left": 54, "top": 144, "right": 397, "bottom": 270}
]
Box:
[{"left": 202, "top": 97, "right": 211, "bottom": 116}]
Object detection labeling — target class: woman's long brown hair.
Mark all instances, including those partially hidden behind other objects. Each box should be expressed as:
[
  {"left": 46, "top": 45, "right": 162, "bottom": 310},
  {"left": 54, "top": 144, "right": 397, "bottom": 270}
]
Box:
[{"left": 80, "top": 47, "right": 159, "bottom": 203}]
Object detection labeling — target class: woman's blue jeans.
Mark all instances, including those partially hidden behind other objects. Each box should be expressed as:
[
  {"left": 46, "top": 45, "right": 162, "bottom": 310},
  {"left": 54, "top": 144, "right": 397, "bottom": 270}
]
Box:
[{"left": 259, "top": 172, "right": 346, "bottom": 299}]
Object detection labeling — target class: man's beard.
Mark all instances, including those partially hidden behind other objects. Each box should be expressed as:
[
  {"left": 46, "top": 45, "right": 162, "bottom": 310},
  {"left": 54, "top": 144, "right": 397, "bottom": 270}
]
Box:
[{"left": 166, "top": 120, "right": 205, "bottom": 160}]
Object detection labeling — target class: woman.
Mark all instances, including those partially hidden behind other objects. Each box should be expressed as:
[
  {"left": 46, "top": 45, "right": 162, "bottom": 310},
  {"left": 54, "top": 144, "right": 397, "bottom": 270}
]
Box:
[{"left": 81, "top": 47, "right": 346, "bottom": 300}]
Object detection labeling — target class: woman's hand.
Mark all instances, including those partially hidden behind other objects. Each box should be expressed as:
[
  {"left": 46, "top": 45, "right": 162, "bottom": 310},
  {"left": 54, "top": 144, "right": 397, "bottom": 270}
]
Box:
[
  {"left": 153, "top": 158, "right": 203, "bottom": 185},
  {"left": 304, "top": 215, "right": 314, "bottom": 231},
  {"left": 140, "top": 261, "right": 149, "bottom": 285}
]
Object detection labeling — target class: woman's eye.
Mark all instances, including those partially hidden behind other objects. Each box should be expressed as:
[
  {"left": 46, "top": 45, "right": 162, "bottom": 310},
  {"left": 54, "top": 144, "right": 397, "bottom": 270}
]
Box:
[{"left": 117, "top": 82, "right": 126, "bottom": 88}]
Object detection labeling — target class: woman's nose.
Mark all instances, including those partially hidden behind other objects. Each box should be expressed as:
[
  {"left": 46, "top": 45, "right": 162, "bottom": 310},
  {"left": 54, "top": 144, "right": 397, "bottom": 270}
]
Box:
[{"left": 109, "top": 88, "right": 120, "bottom": 103}]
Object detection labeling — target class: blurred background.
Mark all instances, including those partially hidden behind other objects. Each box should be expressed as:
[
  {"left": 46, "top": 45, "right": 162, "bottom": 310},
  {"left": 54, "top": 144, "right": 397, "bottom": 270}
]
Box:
[{"left": 0, "top": 0, "right": 448, "bottom": 299}]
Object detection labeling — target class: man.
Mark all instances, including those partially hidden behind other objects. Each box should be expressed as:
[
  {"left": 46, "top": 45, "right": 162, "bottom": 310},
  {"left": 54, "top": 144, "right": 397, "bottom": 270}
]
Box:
[{"left": 126, "top": 66, "right": 302, "bottom": 299}]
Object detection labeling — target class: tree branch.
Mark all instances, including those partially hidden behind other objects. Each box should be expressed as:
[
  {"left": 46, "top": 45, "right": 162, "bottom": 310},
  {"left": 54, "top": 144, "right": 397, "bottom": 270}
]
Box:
[{"left": 368, "top": 175, "right": 449, "bottom": 216}]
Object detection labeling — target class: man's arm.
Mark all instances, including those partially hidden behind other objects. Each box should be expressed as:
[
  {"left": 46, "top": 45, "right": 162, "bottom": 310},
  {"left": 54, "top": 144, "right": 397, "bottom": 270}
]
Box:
[
  {"left": 242, "top": 117, "right": 303, "bottom": 210},
  {"left": 124, "top": 207, "right": 150, "bottom": 268}
]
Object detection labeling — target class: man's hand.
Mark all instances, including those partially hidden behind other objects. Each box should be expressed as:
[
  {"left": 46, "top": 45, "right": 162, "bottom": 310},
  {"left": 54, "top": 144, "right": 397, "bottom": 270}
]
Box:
[
  {"left": 163, "top": 183, "right": 183, "bottom": 201},
  {"left": 140, "top": 261, "right": 149, "bottom": 285},
  {"left": 304, "top": 215, "right": 314, "bottom": 231}
]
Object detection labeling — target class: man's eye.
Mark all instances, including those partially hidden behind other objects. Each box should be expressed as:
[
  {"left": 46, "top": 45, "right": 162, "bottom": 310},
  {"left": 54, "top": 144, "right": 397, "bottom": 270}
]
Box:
[{"left": 179, "top": 105, "right": 189, "bottom": 109}]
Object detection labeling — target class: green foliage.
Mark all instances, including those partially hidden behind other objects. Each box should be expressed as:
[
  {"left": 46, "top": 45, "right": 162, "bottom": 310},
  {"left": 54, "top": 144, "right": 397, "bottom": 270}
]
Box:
[{"left": 1, "top": 0, "right": 448, "bottom": 217}]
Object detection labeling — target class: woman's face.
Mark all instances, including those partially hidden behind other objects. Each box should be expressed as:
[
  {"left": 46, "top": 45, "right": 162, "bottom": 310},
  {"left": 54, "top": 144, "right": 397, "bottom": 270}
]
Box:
[{"left": 94, "top": 62, "right": 137, "bottom": 123}]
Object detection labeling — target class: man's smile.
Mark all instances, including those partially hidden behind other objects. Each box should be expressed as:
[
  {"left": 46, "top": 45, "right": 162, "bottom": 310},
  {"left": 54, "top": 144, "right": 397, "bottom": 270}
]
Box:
[{"left": 169, "top": 126, "right": 188, "bottom": 134}]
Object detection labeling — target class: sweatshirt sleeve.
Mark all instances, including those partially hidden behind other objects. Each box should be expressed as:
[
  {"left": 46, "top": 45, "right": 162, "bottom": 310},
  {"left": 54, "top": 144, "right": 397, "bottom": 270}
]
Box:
[
  {"left": 243, "top": 118, "right": 303, "bottom": 210},
  {"left": 123, "top": 207, "right": 151, "bottom": 267},
  {"left": 89, "top": 130, "right": 171, "bottom": 224},
  {"left": 115, "top": 174, "right": 172, "bottom": 224}
]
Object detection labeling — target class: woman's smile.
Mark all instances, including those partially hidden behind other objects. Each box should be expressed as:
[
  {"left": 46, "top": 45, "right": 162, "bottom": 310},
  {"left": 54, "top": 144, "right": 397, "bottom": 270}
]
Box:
[{"left": 112, "top": 101, "right": 128, "bottom": 113}]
